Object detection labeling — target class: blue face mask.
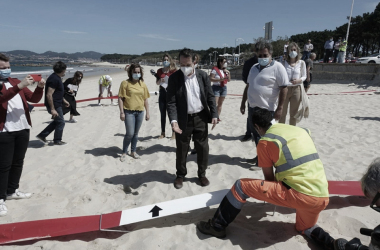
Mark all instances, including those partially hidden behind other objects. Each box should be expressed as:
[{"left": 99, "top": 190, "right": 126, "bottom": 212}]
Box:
[
  {"left": 163, "top": 61, "right": 170, "bottom": 67},
  {"left": 132, "top": 73, "right": 141, "bottom": 80},
  {"left": 0, "top": 69, "right": 11, "bottom": 79},
  {"left": 258, "top": 57, "right": 270, "bottom": 67}
]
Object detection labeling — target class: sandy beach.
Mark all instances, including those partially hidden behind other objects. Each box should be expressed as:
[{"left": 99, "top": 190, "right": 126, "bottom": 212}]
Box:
[{"left": 2, "top": 64, "right": 380, "bottom": 249}]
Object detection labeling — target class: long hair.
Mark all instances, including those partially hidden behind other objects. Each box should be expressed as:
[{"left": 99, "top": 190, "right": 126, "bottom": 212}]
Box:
[
  {"left": 285, "top": 42, "right": 301, "bottom": 63},
  {"left": 72, "top": 71, "right": 83, "bottom": 85},
  {"left": 127, "top": 63, "right": 144, "bottom": 81},
  {"left": 162, "top": 53, "right": 176, "bottom": 71},
  {"left": 217, "top": 57, "right": 226, "bottom": 69}
]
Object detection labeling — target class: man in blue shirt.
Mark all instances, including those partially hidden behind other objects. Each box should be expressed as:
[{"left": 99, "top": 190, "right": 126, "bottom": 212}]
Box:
[
  {"left": 36, "top": 61, "right": 69, "bottom": 146},
  {"left": 323, "top": 37, "right": 334, "bottom": 63}
]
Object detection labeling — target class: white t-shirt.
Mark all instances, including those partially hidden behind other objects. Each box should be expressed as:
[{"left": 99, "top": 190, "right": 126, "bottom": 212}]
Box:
[
  {"left": 210, "top": 69, "right": 225, "bottom": 86},
  {"left": 283, "top": 60, "right": 307, "bottom": 86},
  {"left": 284, "top": 44, "right": 288, "bottom": 53},
  {"left": 247, "top": 61, "right": 289, "bottom": 111},
  {"left": 0, "top": 82, "right": 31, "bottom": 132}
]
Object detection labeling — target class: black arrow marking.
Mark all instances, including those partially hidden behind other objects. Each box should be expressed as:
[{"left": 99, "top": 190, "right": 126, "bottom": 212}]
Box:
[{"left": 149, "top": 205, "right": 163, "bottom": 217}]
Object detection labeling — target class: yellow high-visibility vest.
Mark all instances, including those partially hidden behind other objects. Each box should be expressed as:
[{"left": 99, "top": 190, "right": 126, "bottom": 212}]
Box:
[
  {"left": 99, "top": 75, "right": 110, "bottom": 87},
  {"left": 261, "top": 123, "right": 329, "bottom": 197},
  {"left": 339, "top": 41, "right": 347, "bottom": 52}
]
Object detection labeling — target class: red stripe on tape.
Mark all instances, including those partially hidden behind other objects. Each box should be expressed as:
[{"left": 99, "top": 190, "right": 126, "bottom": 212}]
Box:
[{"left": 0, "top": 181, "right": 364, "bottom": 245}]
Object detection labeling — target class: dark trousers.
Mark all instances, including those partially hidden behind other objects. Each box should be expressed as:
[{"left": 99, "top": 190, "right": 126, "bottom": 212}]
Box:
[
  {"left": 38, "top": 106, "right": 65, "bottom": 143},
  {"left": 0, "top": 129, "right": 30, "bottom": 200},
  {"left": 159, "top": 89, "right": 168, "bottom": 133},
  {"left": 244, "top": 114, "right": 252, "bottom": 137},
  {"left": 333, "top": 50, "right": 339, "bottom": 63},
  {"left": 324, "top": 49, "right": 333, "bottom": 63},
  {"left": 175, "top": 110, "right": 209, "bottom": 178}
]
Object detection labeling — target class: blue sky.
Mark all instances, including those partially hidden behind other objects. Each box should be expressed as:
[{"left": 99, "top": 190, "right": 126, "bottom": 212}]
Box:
[{"left": 1, "top": 0, "right": 378, "bottom": 54}]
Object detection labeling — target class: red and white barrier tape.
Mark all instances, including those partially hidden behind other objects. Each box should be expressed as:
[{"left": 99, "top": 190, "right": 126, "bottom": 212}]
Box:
[{"left": 0, "top": 181, "right": 362, "bottom": 245}]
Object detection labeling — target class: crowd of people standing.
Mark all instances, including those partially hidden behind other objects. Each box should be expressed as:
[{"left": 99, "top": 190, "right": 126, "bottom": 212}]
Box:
[{"left": 0, "top": 41, "right": 376, "bottom": 249}]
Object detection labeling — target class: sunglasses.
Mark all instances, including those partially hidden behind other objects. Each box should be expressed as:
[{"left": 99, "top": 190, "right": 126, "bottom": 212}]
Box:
[{"left": 371, "top": 192, "right": 380, "bottom": 212}]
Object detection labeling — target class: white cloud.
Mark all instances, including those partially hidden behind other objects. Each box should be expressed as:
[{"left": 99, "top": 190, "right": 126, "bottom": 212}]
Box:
[
  {"left": 138, "top": 34, "right": 180, "bottom": 41},
  {"left": 62, "top": 30, "right": 87, "bottom": 34}
]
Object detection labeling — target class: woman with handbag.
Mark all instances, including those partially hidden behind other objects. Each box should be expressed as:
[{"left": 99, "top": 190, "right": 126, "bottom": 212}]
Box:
[
  {"left": 209, "top": 56, "right": 230, "bottom": 120},
  {"left": 279, "top": 42, "right": 307, "bottom": 126}
]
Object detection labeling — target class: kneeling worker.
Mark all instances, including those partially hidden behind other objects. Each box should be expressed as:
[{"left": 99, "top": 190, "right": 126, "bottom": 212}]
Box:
[{"left": 197, "top": 108, "right": 346, "bottom": 250}]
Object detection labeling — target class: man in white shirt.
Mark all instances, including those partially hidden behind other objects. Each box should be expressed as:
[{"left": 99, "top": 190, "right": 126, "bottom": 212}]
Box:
[
  {"left": 240, "top": 41, "right": 288, "bottom": 166},
  {"left": 167, "top": 48, "right": 218, "bottom": 189},
  {"left": 302, "top": 39, "right": 314, "bottom": 60}
]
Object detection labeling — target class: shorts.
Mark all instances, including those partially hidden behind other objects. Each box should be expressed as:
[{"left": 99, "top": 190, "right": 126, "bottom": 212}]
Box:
[
  {"left": 212, "top": 85, "right": 227, "bottom": 97},
  {"left": 303, "top": 73, "right": 312, "bottom": 88},
  {"left": 99, "top": 85, "right": 112, "bottom": 94}
]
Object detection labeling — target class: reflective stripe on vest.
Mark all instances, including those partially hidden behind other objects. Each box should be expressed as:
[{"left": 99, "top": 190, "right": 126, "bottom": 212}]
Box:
[{"left": 263, "top": 133, "right": 320, "bottom": 173}]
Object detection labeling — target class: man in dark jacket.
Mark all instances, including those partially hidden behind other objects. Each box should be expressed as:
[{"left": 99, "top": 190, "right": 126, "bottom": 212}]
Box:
[
  {"left": 240, "top": 54, "right": 258, "bottom": 142},
  {"left": 167, "top": 48, "right": 218, "bottom": 189}
]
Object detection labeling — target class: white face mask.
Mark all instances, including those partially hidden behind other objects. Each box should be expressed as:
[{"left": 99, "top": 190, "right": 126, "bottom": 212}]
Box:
[
  {"left": 181, "top": 66, "right": 193, "bottom": 76},
  {"left": 223, "top": 63, "right": 227, "bottom": 68},
  {"left": 289, "top": 51, "right": 298, "bottom": 58}
]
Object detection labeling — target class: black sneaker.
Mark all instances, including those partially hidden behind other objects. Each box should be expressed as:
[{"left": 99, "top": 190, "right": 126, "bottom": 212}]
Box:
[
  {"left": 196, "top": 220, "right": 226, "bottom": 239},
  {"left": 54, "top": 141, "right": 68, "bottom": 146},
  {"left": 240, "top": 135, "right": 252, "bottom": 142},
  {"left": 36, "top": 135, "right": 47, "bottom": 144}
]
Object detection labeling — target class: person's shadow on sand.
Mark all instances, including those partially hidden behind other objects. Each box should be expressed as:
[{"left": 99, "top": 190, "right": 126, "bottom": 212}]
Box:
[
  {"left": 84, "top": 146, "right": 121, "bottom": 158},
  {"left": 104, "top": 170, "right": 200, "bottom": 194}
]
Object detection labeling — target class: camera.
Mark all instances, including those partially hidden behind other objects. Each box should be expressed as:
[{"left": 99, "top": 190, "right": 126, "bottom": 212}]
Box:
[{"left": 344, "top": 226, "right": 380, "bottom": 250}]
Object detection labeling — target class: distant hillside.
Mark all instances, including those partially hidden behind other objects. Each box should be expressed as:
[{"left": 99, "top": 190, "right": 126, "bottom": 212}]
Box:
[{"left": 1, "top": 50, "right": 104, "bottom": 60}]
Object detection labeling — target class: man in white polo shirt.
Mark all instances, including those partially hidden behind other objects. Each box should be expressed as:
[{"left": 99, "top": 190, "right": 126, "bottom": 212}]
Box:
[{"left": 240, "top": 41, "right": 288, "bottom": 165}]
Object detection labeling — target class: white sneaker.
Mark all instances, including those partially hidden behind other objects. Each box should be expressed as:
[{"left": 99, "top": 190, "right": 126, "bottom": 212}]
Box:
[
  {"left": 7, "top": 189, "right": 32, "bottom": 200},
  {"left": 0, "top": 199, "right": 7, "bottom": 217},
  {"left": 97, "top": 103, "right": 102, "bottom": 106},
  {"left": 68, "top": 119, "right": 78, "bottom": 123},
  {"left": 111, "top": 102, "right": 118, "bottom": 106}
]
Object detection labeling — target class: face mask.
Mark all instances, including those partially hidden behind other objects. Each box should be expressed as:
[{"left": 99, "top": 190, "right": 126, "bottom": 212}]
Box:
[
  {"left": 194, "top": 64, "right": 198, "bottom": 68},
  {"left": 330, "top": 39, "right": 333, "bottom": 41},
  {"left": 181, "top": 66, "right": 193, "bottom": 76},
  {"left": 0, "top": 69, "right": 11, "bottom": 78},
  {"left": 132, "top": 73, "right": 141, "bottom": 80},
  {"left": 338, "top": 40, "right": 341, "bottom": 42},
  {"left": 258, "top": 57, "right": 271, "bottom": 67},
  {"left": 163, "top": 61, "right": 170, "bottom": 67},
  {"left": 289, "top": 51, "right": 298, "bottom": 58},
  {"left": 223, "top": 63, "right": 227, "bottom": 68}
]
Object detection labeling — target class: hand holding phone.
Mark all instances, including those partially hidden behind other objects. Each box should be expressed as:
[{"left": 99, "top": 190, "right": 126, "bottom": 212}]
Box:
[{"left": 30, "top": 74, "right": 42, "bottom": 82}]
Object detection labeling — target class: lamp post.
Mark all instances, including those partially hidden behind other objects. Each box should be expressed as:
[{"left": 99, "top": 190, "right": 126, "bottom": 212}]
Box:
[
  {"left": 213, "top": 51, "right": 218, "bottom": 65},
  {"left": 236, "top": 38, "right": 244, "bottom": 65},
  {"left": 344, "top": 0, "right": 355, "bottom": 60},
  {"left": 209, "top": 53, "right": 212, "bottom": 65},
  {"left": 222, "top": 43, "right": 228, "bottom": 54}
]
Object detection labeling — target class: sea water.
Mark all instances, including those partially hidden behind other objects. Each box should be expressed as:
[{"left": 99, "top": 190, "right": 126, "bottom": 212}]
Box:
[{"left": 11, "top": 65, "right": 125, "bottom": 80}]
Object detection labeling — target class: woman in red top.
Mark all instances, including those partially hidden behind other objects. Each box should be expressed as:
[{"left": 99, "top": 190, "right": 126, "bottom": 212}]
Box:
[
  {"left": 209, "top": 57, "right": 230, "bottom": 120},
  {"left": 0, "top": 53, "right": 45, "bottom": 217},
  {"left": 156, "top": 54, "right": 177, "bottom": 139}
]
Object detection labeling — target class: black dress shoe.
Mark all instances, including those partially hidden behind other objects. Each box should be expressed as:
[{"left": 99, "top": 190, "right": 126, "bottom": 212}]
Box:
[
  {"left": 174, "top": 177, "right": 183, "bottom": 189},
  {"left": 199, "top": 177, "right": 210, "bottom": 187}
]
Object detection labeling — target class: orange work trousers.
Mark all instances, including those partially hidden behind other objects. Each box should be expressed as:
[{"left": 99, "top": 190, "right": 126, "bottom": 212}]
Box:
[{"left": 231, "top": 178, "right": 329, "bottom": 233}]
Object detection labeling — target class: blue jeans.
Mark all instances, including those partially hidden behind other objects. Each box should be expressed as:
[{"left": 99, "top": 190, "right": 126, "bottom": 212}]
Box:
[
  {"left": 302, "top": 51, "right": 310, "bottom": 60},
  {"left": 248, "top": 107, "right": 274, "bottom": 146},
  {"left": 38, "top": 106, "right": 65, "bottom": 143},
  {"left": 123, "top": 110, "right": 144, "bottom": 153},
  {"left": 212, "top": 85, "right": 227, "bottom": 97}
]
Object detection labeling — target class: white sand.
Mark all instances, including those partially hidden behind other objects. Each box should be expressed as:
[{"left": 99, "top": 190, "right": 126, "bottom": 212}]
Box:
[{"left": 2, "top": 65, "right": 380, "bottom": 249}]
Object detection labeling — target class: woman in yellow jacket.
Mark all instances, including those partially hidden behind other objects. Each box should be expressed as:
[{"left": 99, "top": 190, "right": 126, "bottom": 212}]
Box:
[{"left": 118, "top": 63, "right": 150, "bottom": 162}]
